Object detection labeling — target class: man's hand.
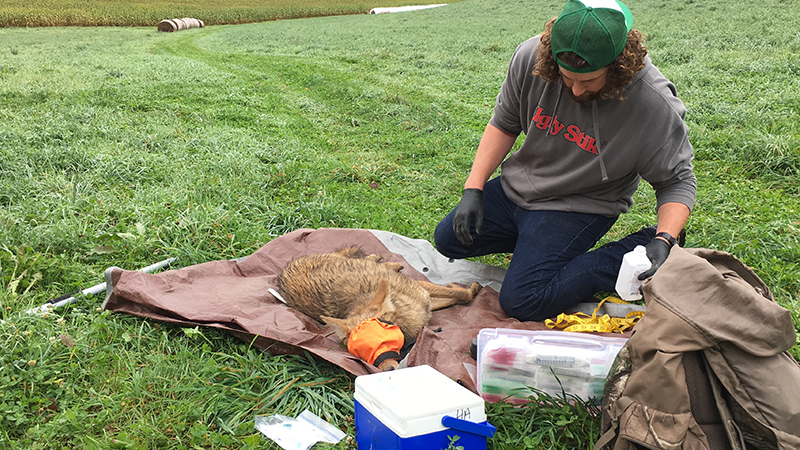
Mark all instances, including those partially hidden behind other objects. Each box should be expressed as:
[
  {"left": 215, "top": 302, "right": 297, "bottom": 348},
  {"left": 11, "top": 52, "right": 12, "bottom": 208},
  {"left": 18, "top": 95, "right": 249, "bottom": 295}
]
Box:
[
  {"left": 637, "top": 237, "right": 672, "bottom": 280},
  {"left": 453, "top": 189, "right": 484, "bottom": 246}
]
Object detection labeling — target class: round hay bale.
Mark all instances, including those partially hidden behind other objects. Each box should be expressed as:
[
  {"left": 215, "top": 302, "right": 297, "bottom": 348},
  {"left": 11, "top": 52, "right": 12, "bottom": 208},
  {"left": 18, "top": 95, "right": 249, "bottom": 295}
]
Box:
[
  {"left": 157, "top": 19, "right": 177, "bottom": 32},
  {"left": 157, "top": 17, "right": 204, "bottom": 32}
]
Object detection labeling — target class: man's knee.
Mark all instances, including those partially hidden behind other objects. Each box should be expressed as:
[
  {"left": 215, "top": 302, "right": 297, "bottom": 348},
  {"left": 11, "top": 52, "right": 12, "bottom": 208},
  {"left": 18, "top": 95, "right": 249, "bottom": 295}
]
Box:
[
  {"left": 434, "top": 234, "right": 472, "bottom": 259},
  {"left": 498, "top": 286, "right": 552, "bottom": 322},
  {"left": 433, "top": 217, "right": 463, "bottom": 259}
]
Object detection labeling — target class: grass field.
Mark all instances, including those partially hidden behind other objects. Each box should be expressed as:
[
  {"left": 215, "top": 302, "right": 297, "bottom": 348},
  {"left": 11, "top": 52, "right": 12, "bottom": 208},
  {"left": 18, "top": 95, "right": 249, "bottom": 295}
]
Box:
[
  {"left": 0, "top": 0, "right": 466, "bottom": 27},
  {"left": 1, "top": 0, "right": 799, "bottom": 447}
]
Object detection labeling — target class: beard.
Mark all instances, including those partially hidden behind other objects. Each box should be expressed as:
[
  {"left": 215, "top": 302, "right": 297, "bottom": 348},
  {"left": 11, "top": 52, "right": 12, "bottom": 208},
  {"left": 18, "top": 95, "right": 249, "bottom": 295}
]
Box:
[{"left": 567, "top": 84, "right": 611, "bottom": 104}]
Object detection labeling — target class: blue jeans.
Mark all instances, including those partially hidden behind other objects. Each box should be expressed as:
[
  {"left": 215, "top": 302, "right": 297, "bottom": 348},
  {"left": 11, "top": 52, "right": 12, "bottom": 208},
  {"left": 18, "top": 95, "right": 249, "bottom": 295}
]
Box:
[{"left": 434, "top": 177, "right": 655, "bottom": 321}]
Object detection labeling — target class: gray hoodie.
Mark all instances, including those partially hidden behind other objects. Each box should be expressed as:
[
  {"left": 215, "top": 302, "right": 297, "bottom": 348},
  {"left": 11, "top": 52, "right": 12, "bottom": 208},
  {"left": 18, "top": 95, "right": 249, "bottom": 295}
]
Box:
[{"left": 490, "top": 36, "right": 696, "bottom": 217}]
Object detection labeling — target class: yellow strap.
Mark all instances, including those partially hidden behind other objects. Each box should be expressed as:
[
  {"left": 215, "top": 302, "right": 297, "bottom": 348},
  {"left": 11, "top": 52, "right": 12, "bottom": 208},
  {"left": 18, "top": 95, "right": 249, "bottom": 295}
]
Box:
[
  {"left": 602, "top": 295, "right": 634, "bottom": 304},
  {"left": 544, "top": 296, "right": 644, "bottom": 334}
]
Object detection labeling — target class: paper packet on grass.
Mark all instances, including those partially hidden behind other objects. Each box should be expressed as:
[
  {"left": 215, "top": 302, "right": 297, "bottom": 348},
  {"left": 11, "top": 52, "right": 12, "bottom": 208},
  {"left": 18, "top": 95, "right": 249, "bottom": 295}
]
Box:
[{"left": 255, "top": 409, "right": 345, "bottom": 450}]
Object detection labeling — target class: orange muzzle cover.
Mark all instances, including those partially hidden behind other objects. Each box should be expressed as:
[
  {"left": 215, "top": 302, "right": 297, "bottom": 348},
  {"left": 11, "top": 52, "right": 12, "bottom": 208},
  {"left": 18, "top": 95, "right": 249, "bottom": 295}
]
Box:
[{"left": 347, "top": 318, "right": 405, "bottom": 365}]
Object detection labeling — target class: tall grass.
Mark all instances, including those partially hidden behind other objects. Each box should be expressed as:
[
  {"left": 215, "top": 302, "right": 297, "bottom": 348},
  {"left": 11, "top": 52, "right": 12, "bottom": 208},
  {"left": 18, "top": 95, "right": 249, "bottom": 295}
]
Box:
[
  {"left": 0, "top": 0, "right": 467, "bottom": 27},
  {"left": 0, "top": 0, "right": 798, "bottom": 447}
]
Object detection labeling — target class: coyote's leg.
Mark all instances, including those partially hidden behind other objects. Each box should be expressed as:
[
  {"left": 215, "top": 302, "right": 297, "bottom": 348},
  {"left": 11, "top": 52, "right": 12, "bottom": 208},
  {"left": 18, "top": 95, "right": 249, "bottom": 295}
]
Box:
[
  {"left": 336, "top": 247, "right": 367, "bottom": 258},
  {"left": 417, "top": 281, "right": 482, "bottom": 310},
  {"left": 381, "top": 262, "right": 404, "bottom": 272},
  {"left": 366, "top": 254, "right": 403, "bottom": 272}
]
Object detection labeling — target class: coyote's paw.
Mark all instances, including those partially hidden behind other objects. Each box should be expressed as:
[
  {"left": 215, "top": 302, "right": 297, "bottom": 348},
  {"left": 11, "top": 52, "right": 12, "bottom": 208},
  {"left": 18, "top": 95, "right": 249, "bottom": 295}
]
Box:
[
  {"left": 452, "top": 282, "right": 482, "bottom": 304},
  {"left": 467, "top": 282, "right": 482, "bottom": 299}
]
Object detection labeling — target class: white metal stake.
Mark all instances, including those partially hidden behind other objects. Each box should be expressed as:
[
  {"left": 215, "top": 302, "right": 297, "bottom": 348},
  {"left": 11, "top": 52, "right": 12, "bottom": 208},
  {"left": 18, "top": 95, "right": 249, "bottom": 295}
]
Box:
[{"left": 22, "top": 257, "right": 178, "bottom": 316}]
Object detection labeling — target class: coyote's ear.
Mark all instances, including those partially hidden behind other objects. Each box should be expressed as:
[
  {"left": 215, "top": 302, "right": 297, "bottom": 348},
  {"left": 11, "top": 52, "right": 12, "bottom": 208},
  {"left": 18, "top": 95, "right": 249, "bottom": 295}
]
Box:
[
  {"left": 320, "top": 316, "right": 351, "bottom": 342},
  {"left": 369, "top": 280, "right": 396, "bottom": 316}
]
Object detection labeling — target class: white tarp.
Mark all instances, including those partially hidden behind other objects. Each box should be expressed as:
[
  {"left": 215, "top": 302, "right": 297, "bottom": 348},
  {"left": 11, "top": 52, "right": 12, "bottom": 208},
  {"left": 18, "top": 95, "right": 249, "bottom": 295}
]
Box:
[{"left": 369, "top": 4, "right": 447, "bottom": 14}]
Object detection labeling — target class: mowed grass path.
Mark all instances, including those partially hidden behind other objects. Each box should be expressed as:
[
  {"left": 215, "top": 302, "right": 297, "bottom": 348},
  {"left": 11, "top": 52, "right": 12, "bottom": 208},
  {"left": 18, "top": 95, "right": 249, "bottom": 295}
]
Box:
[{"left": 0, "top": 0, "right": 799, "bottom": 447}]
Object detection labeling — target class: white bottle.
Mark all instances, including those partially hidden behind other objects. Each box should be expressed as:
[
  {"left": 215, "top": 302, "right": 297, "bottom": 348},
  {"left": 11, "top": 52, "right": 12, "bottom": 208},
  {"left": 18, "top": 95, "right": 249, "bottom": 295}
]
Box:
[{"left": 615, "top": 245, "right": 652, "bottom": 301}]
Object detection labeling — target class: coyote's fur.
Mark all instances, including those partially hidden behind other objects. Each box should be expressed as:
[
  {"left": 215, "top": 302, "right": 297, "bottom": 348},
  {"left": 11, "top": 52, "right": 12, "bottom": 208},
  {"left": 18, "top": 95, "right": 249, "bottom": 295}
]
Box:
[{"left": 277, "top": 246, "right": 482, "bottom": 370}]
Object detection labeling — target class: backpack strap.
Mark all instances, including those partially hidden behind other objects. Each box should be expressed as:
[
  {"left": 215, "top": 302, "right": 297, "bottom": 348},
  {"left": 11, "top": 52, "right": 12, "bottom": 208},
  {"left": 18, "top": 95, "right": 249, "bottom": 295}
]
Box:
[
  {"left": 593, "top": 396, "right": 634, "bottom": 450},
  {"left": 701, "top": 352, "right": 746, "bottom": 450}
]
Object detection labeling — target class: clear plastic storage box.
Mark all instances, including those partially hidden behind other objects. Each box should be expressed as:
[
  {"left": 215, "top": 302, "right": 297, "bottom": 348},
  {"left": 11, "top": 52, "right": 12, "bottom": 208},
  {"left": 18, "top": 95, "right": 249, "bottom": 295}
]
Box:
[{"left": 477, "top": 329, "right": 628, "bottom": 403}]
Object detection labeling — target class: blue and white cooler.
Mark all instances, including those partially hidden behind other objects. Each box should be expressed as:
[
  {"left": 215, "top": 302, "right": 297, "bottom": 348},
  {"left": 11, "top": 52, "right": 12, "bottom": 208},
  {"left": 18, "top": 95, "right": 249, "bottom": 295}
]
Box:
[{"left": 354, "top": 364, "right": 495, "bottom": 449}]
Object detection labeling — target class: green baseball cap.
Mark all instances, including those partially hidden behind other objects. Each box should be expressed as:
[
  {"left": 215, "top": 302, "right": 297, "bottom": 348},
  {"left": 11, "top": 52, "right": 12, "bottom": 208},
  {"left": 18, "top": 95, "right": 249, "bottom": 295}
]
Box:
[{"left": 551, "top": 0, "right": 634, "bottom": 73}]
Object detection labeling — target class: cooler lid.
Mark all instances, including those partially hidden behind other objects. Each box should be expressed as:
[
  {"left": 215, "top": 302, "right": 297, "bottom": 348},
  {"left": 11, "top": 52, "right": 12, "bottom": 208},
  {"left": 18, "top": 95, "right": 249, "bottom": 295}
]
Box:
[{"left": 355, "top": 365, "right": 486, "bottom": 437}]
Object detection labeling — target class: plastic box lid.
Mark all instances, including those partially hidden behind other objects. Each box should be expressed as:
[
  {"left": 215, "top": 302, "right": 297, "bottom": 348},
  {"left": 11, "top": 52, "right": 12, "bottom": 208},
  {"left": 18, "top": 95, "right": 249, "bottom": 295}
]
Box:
[
  {"left": 354, "top": 365, "right": 486, "bottom": 437},
  {"left": 477, "top": 328, "right": 628, "bottom": 402}
]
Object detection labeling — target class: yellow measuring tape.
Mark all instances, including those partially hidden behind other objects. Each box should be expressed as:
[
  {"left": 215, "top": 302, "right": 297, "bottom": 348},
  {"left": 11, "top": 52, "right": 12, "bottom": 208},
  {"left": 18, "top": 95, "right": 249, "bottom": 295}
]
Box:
[{"left": 545, "top": 296, "right": 644, "bottom": 334}]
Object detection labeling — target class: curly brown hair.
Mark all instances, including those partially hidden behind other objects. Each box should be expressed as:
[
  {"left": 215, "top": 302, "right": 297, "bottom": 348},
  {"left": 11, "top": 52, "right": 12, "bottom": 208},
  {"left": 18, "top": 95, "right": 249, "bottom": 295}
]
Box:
[{"left": 533, "top": 18, "right": 648, "bottom": 101}]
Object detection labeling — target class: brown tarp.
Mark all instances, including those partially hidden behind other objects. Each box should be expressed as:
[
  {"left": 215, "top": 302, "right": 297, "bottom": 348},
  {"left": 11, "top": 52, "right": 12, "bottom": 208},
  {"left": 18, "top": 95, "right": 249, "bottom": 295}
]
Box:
[{"left": 102, "top": 227, "right": 629, "bottom": 393}]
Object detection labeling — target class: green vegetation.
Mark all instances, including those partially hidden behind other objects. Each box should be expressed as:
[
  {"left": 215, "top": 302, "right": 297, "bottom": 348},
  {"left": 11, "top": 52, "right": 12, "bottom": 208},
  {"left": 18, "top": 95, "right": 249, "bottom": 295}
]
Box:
[
  {"left": 0, "top": 0, "right": 466, "bottom": 27},
  {"left": 1, "top": 0, "right": 798, "bottom": 447}
]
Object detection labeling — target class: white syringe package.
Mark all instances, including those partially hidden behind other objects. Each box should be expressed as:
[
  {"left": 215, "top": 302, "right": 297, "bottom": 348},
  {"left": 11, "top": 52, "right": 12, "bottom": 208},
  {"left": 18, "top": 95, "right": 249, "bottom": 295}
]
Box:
[{"left": 476, "top": 329, "right": 628, "bottom": 404}]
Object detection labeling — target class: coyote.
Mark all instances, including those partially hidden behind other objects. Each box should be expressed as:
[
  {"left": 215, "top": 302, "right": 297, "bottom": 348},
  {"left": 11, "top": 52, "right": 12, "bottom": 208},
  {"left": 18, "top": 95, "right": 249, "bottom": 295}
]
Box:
[{"left": 277, "top": 246, "right": 482, "bottom": 370}]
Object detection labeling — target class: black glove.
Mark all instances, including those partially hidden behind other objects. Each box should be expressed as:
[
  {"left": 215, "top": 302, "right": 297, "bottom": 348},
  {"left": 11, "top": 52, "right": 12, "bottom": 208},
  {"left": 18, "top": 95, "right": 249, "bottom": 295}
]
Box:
[
  {"left": 453, "top": 188, "right": 484, "bottom": 246},
  {"left": 637, "top": 237, "right": 672, "bottom": 280}
]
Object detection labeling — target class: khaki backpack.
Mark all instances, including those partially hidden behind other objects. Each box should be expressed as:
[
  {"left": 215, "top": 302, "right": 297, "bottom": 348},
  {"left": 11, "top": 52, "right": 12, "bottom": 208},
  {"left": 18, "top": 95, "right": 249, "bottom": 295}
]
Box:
[{"left": 595, "top": 247, "right": 800, "bottom": 450}]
